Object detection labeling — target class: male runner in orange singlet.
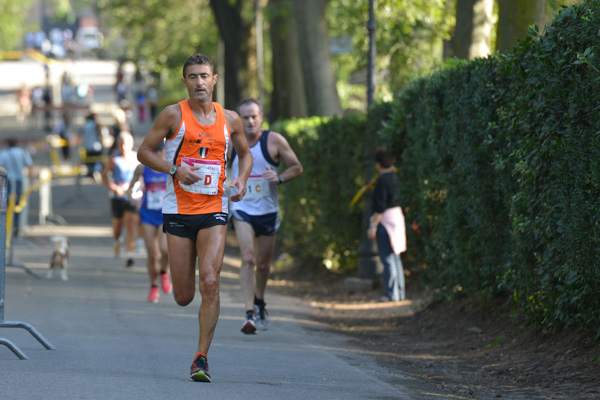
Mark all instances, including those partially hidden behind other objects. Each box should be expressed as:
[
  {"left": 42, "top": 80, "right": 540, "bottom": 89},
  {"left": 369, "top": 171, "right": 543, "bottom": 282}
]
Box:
[{"left": 137, "top": 54, "right": 252, "bottom": 382}]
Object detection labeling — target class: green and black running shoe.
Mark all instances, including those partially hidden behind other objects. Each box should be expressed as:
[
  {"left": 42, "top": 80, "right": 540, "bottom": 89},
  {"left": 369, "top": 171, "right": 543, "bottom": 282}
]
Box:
[{"left": 190, "top": 355, "right": 211, "bottom": 382}]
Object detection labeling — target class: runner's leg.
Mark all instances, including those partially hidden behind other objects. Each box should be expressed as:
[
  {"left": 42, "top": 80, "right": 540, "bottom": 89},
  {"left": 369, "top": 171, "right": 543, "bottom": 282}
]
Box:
[
  {"left": 158, "top": 227, "right": 169, "bottom": 273},
  {"left": 195, "top": 224, "right": 227, "bottom": 354},
  {"left": 142, "top": 223, "right": 160, "bottom": 286},
  {"left": 167, "top": 233, "right": 197, "bottom": 306},
  {"left": 123, "top": 210, "right": 138, "bottom": 254},
  {"left": 112, "top": 217, "right": 123, "bottom": 244},
  {"left": 233, "top": 219, "right": 257, "bottom": 311},
  {"left": 254, "top": 234, "right": 277, "bottom": 301}
]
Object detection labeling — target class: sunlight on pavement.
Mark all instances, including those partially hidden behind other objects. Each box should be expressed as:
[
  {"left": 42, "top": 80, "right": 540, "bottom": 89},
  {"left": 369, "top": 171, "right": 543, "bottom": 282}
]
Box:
[
  {"left": 25, "top": 225, "right": 113, "bottom": 237},
  {"left": 309, "top": 299, "right": 414, "bottom": 310},
  {"left": 305, "top": 343, "right": 457, "bottom": 361}
]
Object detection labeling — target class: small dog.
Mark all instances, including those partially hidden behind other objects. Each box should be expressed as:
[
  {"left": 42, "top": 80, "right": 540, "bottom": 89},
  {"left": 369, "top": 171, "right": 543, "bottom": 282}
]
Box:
[{"left": 46, "top": 236, "right": 70, "bottom": 281}]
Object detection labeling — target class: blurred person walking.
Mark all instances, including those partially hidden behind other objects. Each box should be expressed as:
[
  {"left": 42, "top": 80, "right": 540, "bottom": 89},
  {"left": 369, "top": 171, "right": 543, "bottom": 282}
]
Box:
[
  {"left": 81, "top": 112, "right": 103, "bottom": 179},
  {"left": 0, "top": 138, "right": 34, "bottom": 238}
]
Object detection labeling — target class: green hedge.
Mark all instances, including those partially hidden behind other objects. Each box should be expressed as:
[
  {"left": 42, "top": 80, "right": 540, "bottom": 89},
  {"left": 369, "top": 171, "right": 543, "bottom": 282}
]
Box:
[
  {"left": 271, "top": 104, "right": 392, "bottom": 273},
  {"left": 272, "top": 114, "right": 366, "bottom": 272},
  {"left": 272, "top": 0, "right": 600, "bottom": 333},
  {"left": 381, "top": 0, "right": 600, "bottom": 331}
]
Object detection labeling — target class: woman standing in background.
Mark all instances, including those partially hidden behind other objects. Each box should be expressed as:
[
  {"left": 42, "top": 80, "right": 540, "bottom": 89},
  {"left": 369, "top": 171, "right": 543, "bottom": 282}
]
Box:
[{"left": 367, "top": 146, "right": 407, "bottom": 302}]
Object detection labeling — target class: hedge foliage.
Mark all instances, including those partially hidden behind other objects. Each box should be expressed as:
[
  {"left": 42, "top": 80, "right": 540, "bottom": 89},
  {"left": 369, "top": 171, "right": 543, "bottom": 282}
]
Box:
[
  {"left": 273, "top": 0, "right": 600, "bottom": 332},
  {"left": 381, "top": 0, "right": 600, "bottom": 331},
  {"left": 272, "top": 114, "right": 368, "bottom": 272}
]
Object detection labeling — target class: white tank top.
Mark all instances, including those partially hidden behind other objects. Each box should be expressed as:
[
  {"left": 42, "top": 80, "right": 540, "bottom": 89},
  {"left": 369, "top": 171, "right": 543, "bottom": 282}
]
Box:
[{"left": 230, "top": 130, "right": 279, "bottom": 215}]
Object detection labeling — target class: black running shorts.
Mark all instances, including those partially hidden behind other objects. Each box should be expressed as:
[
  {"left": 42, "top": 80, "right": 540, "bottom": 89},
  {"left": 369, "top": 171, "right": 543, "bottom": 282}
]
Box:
[{"left": 163, "top": 213, "right": 228, "bottom": 240}]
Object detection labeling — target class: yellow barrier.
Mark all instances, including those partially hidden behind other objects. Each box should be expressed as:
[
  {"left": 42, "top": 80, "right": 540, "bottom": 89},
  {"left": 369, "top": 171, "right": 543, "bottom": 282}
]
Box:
[
  {"left": 0, "top": 50, "right": 24, "bottom": 60},
  {"left": 349, "top": 167, "right": 397, "bottom": 210},
  {"left": 5, "top": 194, "right": 16, "bottom": 249},
  {"left": 33, "top": 135, "right": 110, "bottom": 178},
  {"left": 350, "top": 173, "right": 378, "bottom": 210}
]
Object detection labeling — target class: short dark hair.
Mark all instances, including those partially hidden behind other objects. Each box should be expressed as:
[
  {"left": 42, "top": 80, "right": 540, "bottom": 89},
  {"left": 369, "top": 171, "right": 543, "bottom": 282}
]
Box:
[
  {"left": 237, "top": 98, "right": 263, "bottom": 114},
  {"left": 374, "top": 146, "right": 394, "bottom": 168},
  {"left": 183, "top": 54, "right": 215, "bottom": 77},
  {"left": 7, "top": 138, "right": 17, "bottom": 148}
]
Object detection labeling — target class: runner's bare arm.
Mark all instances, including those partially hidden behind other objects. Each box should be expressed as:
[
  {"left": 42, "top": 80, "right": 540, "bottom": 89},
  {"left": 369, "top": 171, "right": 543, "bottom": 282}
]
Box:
[
  {"left": 225, "top": 110, "right": 252, "bottom": 202},
  {"left": 138, "top": 104, "right": 202, "bottom": 185},
  {"left": 126, "top": 164, "right": 144, "bottom": 199},
  {"left": 138, "top": 104, "right": 180, "bottom": 174},
  {"left": 263, "top": 131, "right": 303, "bottom": 184},
  {"left": 101, "top": 156, "right": 123, "bottom": 196}
]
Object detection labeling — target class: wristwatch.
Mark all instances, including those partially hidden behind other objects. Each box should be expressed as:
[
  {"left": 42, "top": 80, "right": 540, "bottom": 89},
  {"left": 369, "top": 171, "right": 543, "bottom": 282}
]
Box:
[
  {"left": 278, "top": 175, "right": 284, "bottom": 184},
  {"left": 169, "top": 164, "right": 178, "bottom": 178}
]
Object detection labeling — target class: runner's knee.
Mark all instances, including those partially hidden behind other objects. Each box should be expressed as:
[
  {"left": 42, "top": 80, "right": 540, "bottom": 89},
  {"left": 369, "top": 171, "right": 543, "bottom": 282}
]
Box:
[
  {"left": 256, "top": 261, "right": 270, "bottom": 273},
  {"left": 174, "top": 290, "right": 194, "bottom": 306},
  {"left": 199, "top": 275, "right": 220, "bottom": 299},
  {"left": 241, "top": 248, "right": 255, "bottom": 267}
]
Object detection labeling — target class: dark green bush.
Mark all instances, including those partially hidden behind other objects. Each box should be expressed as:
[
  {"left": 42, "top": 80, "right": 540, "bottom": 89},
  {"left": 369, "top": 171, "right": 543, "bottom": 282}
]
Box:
[
  {"left": 272, "top": 0, "right": 600, "bottom": 333},
  {"left": 272, "top": 115, "right": 365, "bottom": 272},
  {"left": 381, "top": 0, "right": 600, "bottom": 331}
]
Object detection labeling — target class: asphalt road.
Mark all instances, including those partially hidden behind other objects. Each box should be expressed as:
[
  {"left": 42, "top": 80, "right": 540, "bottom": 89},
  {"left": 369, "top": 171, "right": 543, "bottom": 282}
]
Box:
[{"left": 0, "top": 179, "right": 418, "bottom": 400}]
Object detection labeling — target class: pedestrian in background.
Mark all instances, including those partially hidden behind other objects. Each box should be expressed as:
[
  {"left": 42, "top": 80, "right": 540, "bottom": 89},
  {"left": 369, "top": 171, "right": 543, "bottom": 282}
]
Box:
[
  {"left": 136, "top": 90, "right": 147, "bottom": 122},
  {"left": 148, "top": 85, "right": 158, "bottom": 121},
  {"left": 81, "top": 112, "right": 103, "bottom": 179},
  {"left": 0, "top": 138, "right": 34, "bottom": 238},
  {"left": 367, "top": 146, "right": 407, "bottom": 302},
  {"left": 53, "top": 110, "right": 71, "bottom": 160}
]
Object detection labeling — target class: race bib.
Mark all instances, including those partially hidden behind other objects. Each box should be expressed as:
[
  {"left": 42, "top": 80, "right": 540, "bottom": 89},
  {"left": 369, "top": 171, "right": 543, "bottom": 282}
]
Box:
[
  {"left": 178, "top": 157, "right": 221, "bottom": 195},
  {"left": 243, "top": 176, "right": 271, "bottom": 201},
  {"left": 146, "top": 185, "right": 166, "bottom": 210}
]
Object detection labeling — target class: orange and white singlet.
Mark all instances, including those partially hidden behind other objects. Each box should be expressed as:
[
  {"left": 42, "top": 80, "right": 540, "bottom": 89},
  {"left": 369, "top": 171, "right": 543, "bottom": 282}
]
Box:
[{"left": 163, "top": 100, "right": 230, "bottom": 215}]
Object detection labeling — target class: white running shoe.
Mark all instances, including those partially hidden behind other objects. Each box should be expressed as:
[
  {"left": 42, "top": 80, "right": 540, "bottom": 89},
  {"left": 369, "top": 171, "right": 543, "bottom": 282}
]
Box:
[{"left": 254, "top": 304, "right": 269, "bottom": 330}]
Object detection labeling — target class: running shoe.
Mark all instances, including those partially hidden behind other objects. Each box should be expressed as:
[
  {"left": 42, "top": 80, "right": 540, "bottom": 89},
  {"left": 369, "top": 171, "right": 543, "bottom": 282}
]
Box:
[
  {"left": 160, "top": 272, "right": 173, "bottom": 294},
  {"left": 241, "top": 312, "right": 257, "bottom": 334},
  {"left": 148, "top": 287, "right": 159, "bottom": 303},
  {"left": 125, "top": 252, "right": 134, "bottom": 268},
  {"left": 254, "top": 303, "right": 269, "bottom": 330},
  {"left": 190, "top": 355, "right": 211, "bottom": 382},
  {"left": 59, "top": 269, "right": 68, "bottom": 282}
]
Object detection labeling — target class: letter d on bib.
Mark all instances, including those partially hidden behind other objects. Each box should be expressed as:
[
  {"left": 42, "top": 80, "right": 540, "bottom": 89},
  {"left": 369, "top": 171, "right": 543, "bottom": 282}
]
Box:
[{"left": 204, "top": 175, "right": 212, "bottom": 186}]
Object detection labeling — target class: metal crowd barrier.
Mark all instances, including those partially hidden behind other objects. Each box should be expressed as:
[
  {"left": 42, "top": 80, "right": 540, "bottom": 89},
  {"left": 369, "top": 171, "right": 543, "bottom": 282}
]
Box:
[{"left": 0, "top": 169, "right": 55, "bottom": 359}]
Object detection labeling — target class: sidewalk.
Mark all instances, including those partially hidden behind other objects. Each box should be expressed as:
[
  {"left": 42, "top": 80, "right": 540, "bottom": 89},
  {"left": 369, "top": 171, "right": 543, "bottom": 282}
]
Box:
[{"left": 0, "top": 174, "right": 433, "bottom": 399}]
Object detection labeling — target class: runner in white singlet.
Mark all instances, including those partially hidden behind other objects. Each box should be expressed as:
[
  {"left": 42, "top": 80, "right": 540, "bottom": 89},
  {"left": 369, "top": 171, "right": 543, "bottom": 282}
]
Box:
[{"left": 229, "top": 98, "right": 303, "bottom": 335}]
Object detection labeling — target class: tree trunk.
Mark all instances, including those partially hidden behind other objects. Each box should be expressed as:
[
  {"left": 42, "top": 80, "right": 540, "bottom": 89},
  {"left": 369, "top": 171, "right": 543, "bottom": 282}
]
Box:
[
  {"left": 497, "top": 0, "right": 547, "bottom": 53},
  {"left": 292, "top": 0, "right": 342, "bottom": 117},
  {"left": 209, "top": 0, "right": 252, "bottom": 110},
  {"left": 268, "top": 0, "right": 308, "bottom": 121},
  {"left": 452, "top": 0, "right": 494, "bottom": 59}
]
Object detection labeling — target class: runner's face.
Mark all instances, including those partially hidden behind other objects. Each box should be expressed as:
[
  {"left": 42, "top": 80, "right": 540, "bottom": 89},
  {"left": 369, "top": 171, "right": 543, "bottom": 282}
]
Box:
[
  {"left": 182, "top": 64, "right": 217, "bottom": 102},
  {"left": 239, "top": 103, "right": 263, "bottom": 136},
  {"left": 119, "top": 136, "right": 133, "bottom": 154}
]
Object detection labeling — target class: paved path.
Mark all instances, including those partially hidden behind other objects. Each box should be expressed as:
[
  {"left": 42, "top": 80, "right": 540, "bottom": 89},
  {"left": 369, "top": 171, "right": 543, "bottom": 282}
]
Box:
[
  {"left": 0, "top": 178, "right": 426, "bottom": 400},
  {"left": 0, "top": 57, "right": 448, "bottom": 399}
]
